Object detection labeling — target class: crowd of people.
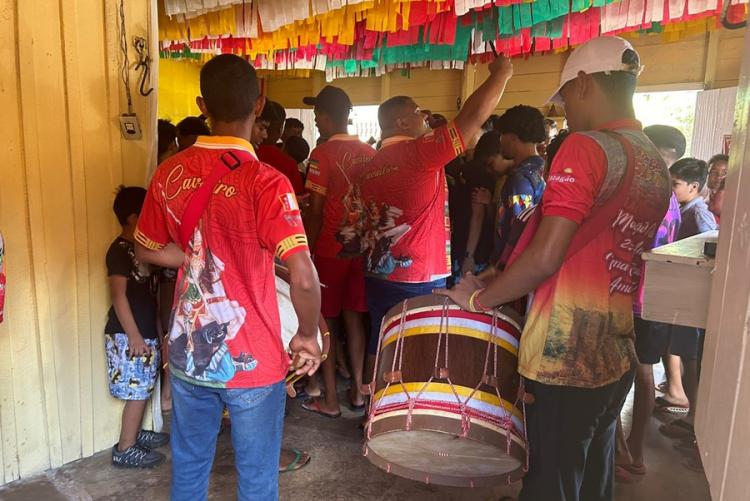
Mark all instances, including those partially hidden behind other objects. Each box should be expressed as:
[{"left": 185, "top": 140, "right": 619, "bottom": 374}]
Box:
[{"left": 101, "top": 35, "right": 728, "bottom": 501}]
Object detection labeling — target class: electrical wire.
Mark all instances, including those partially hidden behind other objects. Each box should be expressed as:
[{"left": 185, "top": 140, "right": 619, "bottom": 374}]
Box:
[{"left": 119, "top": 0, "right": 133, "bottom": 114}]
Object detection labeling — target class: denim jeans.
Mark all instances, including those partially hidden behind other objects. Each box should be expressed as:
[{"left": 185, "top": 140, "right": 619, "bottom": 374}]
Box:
[
  {"left": 170, "top": 376, "right": 286, "bottom": 501},
  {"left": 365, "top": 277, "right": 446, "bottom": 355}
]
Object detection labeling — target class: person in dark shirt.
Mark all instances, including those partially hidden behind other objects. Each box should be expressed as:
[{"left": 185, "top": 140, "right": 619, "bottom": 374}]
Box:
[
  {"left": 157, "top": 119, "right": 178, "bottom": 163},
  {"left": 105, "top": 186, "right": 168, "bottom": 468},
  {"left": 449, "top": 130, "right": 503, "bottom": 281},
  {"left": 492, "top": 105, "right": 547, "bottom": 260},
  {"left": 281, "top": 117, "right": 305, "bottom": 142}
]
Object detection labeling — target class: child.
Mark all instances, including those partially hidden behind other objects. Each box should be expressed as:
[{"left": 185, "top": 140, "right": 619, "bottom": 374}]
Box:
[
  {"left": 707, "top": 153, "right": 728, "bottom": 223},
  {"left": 658, "top": 159, "right": 718, "bottom": 453},
  {"left": 106, "top": 186, "right": 169, "bottom": 468},
  {"left": 670, "top": 158, "right": 718, "bottom": 239}
]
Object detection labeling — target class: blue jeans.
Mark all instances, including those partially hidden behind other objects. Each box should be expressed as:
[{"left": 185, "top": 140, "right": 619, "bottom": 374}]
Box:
[
  {"left": 365, "top": 277, "right": 446, "bottom": 355},
  {"left": 170, "top": 376, "right": 286, "bottom": 501}
]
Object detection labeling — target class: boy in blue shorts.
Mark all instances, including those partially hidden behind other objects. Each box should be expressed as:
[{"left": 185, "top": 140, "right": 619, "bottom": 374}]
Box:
[{"left": 106, "top": 186, "right": 169, "bottom": 468}]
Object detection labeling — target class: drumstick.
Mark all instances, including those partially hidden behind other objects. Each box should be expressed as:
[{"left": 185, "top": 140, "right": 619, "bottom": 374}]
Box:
[{"left": 488, "top": 40, "right": 498, "bottom": 57}]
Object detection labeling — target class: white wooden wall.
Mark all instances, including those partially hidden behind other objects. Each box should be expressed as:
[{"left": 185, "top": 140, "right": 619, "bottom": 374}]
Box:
[{"left": 692, "top": 87, "right": 738, "bottom": 161}]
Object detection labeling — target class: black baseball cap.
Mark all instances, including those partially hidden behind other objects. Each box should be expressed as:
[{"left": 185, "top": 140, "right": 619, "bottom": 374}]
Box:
[{"left": 303, "top": 86, "right": 352, "bottom": 114}]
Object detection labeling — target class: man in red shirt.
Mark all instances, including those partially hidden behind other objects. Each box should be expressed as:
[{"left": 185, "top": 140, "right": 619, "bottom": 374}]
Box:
[
  {"left": 300, "top": 86, "right": 375, "bottom": 417},
  {"left": 437, "top": 37, "right": 671, "bottom": 501},
  {"left": 256, "top": 101, "right": 305, "bottom": 195},
  {"left": 134, "top": 54, "right": 321, "bottom": 501},
  {"left": 359, "top": 57, "right": 514, "bottom": 370}
]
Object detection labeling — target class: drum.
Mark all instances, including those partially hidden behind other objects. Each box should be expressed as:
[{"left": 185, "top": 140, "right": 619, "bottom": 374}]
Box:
[
  {"left": 275, "top": 266, "right": 330, "bottom": 395},
  {"left": 363, "top": 295, "right": 527, "bottom": 487}
]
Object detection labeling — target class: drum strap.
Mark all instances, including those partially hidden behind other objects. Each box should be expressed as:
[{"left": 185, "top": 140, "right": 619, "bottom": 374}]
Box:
[
  {"left": 506, "top": 129, "right": 636, "bottom": 267},
  {"left": 178, "top": 150, "right": 251, "bottom": 249}
]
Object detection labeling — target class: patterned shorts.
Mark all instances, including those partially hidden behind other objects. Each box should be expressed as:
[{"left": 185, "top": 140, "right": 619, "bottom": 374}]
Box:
[{"left": 105, "top": 333, "right": 160, "bottom": 400}]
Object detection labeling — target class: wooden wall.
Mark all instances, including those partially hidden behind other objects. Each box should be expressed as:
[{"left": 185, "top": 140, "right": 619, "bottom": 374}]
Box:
[{"left": 0, "top": 0, "right": 156, "bottom": 485}]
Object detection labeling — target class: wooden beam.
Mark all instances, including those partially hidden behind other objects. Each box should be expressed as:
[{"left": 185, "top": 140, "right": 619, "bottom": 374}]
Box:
[
  {"left": 380, "top": 72, "right": 391, "bottom": 102},
  {"left": 704, "top": 30, "right": 721, "bottom": 89}
]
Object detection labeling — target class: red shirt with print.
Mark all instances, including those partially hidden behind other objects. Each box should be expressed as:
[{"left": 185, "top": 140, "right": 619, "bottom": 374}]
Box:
[
  {"left": 359, "top": 123, "right": 465, "bottom": 283},
  {"left": 305, "top": 135, "right": 375, "bottom": 258},
  {"left": 136, "top": 135, "right": 309, "bottom": 389},
  {"left": 257, "top": 144, "right": 304, "bottom": 194},
  {"left": 517, "top": 121, "right": 671, "bottom": 388}
]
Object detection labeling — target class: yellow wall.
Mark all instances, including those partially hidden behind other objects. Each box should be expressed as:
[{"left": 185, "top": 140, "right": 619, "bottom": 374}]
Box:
[
  {"left": 158, "top": 58, "right": 203, "bottom": 121},
  {"left": 0, "top": 0, "right": 156, "bottom": 484}
]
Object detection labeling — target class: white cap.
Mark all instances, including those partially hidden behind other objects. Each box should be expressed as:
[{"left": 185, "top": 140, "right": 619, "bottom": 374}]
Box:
[{"left": 548, "top": 36, "right": 643, "bottom": 105}]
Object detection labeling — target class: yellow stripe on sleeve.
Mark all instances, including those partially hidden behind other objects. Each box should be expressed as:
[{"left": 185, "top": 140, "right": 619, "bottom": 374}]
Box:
[
  {"left": 134, "top": 229, "right": 165, "bottom": 251},
  {"left": 275, "top": 234, "right": 309, "bottom": 259}
]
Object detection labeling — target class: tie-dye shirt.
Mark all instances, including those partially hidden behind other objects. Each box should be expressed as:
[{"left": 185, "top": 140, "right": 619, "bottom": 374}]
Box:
[{"left": 518, "top": 122, "right": 671, "bottom": 388}]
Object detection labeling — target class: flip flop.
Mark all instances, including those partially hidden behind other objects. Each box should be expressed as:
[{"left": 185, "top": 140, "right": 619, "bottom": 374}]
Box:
[
  {"left": 615, "top": 465, "right": 633, "bottom": 483},
  {"left": 302, "top": 398, "right": 341, "bottom": 418},
  {"left": 654, "top": 396, "right": 689, "bottom": 414},
  {"left": 620, "top": 463, "right": 646, "bottom": 475},
  {"left": 279, "top": 448, "right": 311, "bottom": 473},
  {"left": 348, "top": 402, "right": 366, "bottom": 412},
  {"left": 660, "top": 419, "right": 695, "bottom": 439},
  {"left": 655, "top": 381, "right": 669, "bottom": 393}
]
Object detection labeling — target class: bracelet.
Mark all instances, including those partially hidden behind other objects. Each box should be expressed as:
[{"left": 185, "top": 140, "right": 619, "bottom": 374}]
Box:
[{"left": 468, "top": 288, "right": 489, "bottom": 313}]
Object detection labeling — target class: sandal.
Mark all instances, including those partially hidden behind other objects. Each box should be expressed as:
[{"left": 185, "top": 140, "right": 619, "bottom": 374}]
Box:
[
  {"left": 302, "top": 398, "right": 341, "bottom": 418},
  {"left": 620, "top": 463, "right": 646, "bottom": 475},
  {"left": 659, "top": 419, "right": 695, "bottom": 439},
  {"left": 279, "top": 448, "right": 311, "bottom": 473},
  {"left": 654, "top": 396, "right": 689, "bottom": 415},
  {"left": 655, "top": 381, "right": 669, "bottom": 393}
]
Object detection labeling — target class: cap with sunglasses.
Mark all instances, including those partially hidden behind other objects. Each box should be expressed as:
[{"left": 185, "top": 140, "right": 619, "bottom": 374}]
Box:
[{"left": 303, "top": 86, "right": 352, "bottom": 114}]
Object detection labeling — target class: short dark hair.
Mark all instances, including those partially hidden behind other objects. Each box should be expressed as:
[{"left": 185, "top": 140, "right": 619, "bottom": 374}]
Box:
[
  {"left": 474, "top": 130, "right": 502, "bottom": 163},
  {"left": 157, "top": 119, "right": 177, "bottom": 158},
  {"left": 113, "top": 186, "right": 147, "bottom": 226},
  {"left": 284, "top": 136, "right": 311, "bottom": 164},
  {"left": 261, "top": 101, "right": 286, "bottom": 129},
  {"left": 378, "top": 96, "right": 413, "bottom": 130},
  {"left": 200, "top": 54, "right": 259, "bottom": 122},
  {"left": 643, "top": 124, "right": 687, "bottom": 159},
  {"left": 284, "top": 118, "right": 304, "bottom": 132},
  {"left": 670, "top": 158, "right": 709, "bottom": 191},
  {"left": 177, "top": 116, "right": 210, "bottom": 136},
  {"left": 494, "top": 105, "right": 547, "bottom": 143},
  {"left": 709, "top": 153, "right": 729, "bottom": 167},
  {"left": 591, "top": 49, "right": 640, "bottom": 110}
]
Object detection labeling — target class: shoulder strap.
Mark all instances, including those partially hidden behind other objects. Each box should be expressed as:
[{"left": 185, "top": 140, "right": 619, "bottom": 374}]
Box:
[
  {"left": 178, "top": 150, "right": 252, "bottom": 249},
  {"left": 504, "top": 129, "right": 636, "bottom": 267},
  {"left": 563, "top": 130, "right": 636, "bottom": 258}
]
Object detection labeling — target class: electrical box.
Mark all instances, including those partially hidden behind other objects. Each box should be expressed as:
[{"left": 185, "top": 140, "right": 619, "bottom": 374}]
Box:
[{"left": 119, "top": 113, "right": 142, "bottom": 140}]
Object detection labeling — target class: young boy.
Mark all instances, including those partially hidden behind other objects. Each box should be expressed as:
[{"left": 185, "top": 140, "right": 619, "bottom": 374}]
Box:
[
  {"left": 106, "top": 186, "right": 169, "bottom": 468},
  {"left": 670, "top": 158, "right": 718, "bottom": 239},
  {"left": 658, "top": 158, "right": 718, "bottom": 444}
]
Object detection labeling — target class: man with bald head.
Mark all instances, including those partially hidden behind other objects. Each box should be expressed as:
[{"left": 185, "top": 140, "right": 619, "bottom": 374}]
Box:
[{"left": 358, "top": 57, "right": 513, "bottom": 372}]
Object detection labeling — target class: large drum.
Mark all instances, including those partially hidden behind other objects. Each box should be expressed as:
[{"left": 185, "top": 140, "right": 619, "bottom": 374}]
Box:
[
  {"left": 275, "top": 266, "right": 330, "bottom": 395},
  {"left": 363, "top": 295, "right": 526, "bottom": 487}
]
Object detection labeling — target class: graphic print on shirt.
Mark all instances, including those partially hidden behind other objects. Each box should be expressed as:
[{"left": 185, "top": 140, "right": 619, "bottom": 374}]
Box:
[
  {"left": 361, "top": 199, "right": 412, "bottom": 277},
  {"left": 169, "top": 228, "right": 257, "bottom": 384}
]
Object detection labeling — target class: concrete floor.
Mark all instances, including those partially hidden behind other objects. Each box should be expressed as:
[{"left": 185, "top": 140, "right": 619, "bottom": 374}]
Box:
[{"left": 0, "top": 379, "right": 711, "bottom": 501}]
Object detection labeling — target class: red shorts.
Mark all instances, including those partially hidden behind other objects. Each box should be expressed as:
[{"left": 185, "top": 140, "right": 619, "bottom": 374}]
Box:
[{"left": 314, "top": 255, "right": 367, "bottom": 318}]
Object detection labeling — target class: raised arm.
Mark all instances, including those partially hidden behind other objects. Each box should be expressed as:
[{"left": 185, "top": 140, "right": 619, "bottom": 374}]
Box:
[{"left": 454, "top": 57, "right": 514, "bottom": 143}]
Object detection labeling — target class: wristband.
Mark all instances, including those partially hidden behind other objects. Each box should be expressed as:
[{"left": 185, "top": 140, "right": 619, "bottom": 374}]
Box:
[
  {"left": 468, "top": 288, "right": 488, "bottom": 313},
  {"left": 474, "top": 289, "right": 491, "bottom": 312}
]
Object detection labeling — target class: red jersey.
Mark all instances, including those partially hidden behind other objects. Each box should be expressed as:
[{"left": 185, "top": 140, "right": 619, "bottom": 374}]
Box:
[
  {"left": 517, "top": 121, "right": 671, "bottom": 388},
  {"left": 305, "top": 134, "right": 375, "bottom": 258},
  {"left": 136, "top": 135, "right": 309, "bottom": 389},
  {"left": 257, "top": 144, "right": 304, "bottom": 194},
  {"left": 359, "top": 123, "right": 465, "bottom": 283}
]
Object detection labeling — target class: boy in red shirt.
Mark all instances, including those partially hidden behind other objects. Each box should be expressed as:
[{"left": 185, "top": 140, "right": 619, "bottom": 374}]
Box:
[
  {"left": 301, "top": 86, "right": 375, "bottom": 417},
  {"left": 135, "top": 54, "right": 321, "bottom": 501},
  {"left": 256, "top": 100, "right": 305, "bottom": 195},
  {"left": 437, "top": 37, "right": 672, "bottom": 501},
  {"left": 359, "top": 56, "right": 514, "bottom": 374}
]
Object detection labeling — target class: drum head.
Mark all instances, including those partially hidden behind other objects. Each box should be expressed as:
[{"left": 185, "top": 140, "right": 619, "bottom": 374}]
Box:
[{"left": 366, "top": 429, "right": 523, "bottom": 487}]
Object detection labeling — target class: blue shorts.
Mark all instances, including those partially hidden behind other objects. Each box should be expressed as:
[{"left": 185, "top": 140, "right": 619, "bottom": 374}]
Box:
[
  {"left": 365, "top": 277, "right": 446, "bottom": 355},
  {"left": 105, "top": 333, "right": 160, "bottom": 400}
]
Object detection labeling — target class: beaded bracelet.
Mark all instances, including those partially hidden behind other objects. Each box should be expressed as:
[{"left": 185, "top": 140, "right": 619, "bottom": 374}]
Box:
[{"left": 468, "top": 288, "right": 490, "bottom": 313}]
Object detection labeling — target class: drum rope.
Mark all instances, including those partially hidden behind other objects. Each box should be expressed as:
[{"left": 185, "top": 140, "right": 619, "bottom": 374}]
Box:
[
  {"left": 365, "top": 298, "right": 398, "bottom": 439},
  {"left": 439, "top": 299, "right": 469, "bottom": 437}
]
